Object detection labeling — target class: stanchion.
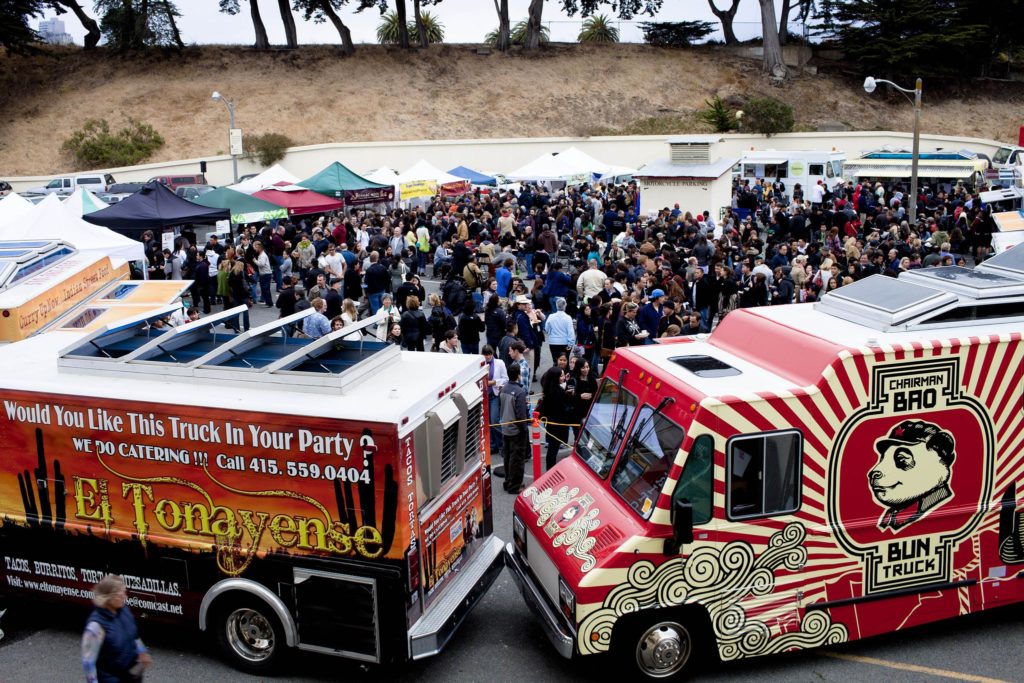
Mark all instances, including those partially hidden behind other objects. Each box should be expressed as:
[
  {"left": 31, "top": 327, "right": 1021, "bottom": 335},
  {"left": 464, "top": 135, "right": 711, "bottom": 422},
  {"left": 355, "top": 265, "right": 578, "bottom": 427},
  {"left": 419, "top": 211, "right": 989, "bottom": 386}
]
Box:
[{"left": 531, "top": 411, "right": 543, "bottom": 481}]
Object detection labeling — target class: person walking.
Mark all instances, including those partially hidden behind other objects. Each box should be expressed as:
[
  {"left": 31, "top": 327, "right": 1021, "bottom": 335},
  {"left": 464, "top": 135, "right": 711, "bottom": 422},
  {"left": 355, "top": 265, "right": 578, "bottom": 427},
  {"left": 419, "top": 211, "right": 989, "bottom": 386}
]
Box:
[
  {"left": 543, "top": 297, "right": 576, "bottom": 362},
  {"left": 81, "top": 574, "right": 152, "bottom": 683},
  {"left": 499, "top": 363, "right": 530, "bottom": 494},
  {"left": 483, "top": 345, "right": 507, "bottom": 457}
]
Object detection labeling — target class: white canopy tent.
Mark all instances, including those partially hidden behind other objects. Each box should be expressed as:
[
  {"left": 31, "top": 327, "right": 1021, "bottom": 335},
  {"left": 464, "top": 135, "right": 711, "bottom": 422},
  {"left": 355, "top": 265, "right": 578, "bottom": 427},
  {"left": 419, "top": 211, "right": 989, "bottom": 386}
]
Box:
[
  {"left": 393, "top": 160, "right": 471, "bottom": 200},
  {"left": 0, "top": 194, "right": 144, "bottom": 262},
  {"left": 506, "top": 146, "right": 634, "bottom": 184},
  {"left": 228, "top": 164, "right": 301, "bottom": 195},
  {"left": 62, "top": 187, "right": 110, "bottom": 216},
  {"left": 0, "top": 193, "right": 33, "bottom": 224}
]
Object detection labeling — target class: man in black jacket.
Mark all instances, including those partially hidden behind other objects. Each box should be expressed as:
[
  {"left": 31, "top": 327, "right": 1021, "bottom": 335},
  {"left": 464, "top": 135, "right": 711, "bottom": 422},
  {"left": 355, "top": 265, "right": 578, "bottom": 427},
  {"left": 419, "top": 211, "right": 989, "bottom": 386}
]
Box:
[
  {"left": 364, "top": 251, "right": 391, "bottom": 314},
  {"left": 684, "top": 267, "right": 714, "bottom": 331}
]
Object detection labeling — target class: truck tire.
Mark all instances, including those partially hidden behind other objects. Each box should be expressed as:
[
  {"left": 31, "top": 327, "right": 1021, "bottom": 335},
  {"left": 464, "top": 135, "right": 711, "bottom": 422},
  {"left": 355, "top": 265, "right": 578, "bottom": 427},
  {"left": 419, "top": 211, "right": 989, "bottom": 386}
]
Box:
[
  {"left": 214, "top": 595, "right": 285, "bottom": 674},
  {"left": 614, "top": 613, "right": 704, "bottom": 680}
]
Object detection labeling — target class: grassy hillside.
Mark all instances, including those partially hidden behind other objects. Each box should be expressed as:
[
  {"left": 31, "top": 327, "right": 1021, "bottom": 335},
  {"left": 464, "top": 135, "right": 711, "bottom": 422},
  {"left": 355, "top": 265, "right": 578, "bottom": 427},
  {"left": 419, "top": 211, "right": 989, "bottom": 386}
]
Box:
[{"left": 1, "top": 43, "right": 1022, "bottom": 176}]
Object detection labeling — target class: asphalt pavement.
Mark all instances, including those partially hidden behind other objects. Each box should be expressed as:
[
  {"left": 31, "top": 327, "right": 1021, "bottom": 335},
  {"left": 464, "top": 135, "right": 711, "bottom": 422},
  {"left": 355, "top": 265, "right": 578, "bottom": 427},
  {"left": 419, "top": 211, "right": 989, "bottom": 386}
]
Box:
[{"left": 0, "top": 282, "right": 1021, "bottom": 682}]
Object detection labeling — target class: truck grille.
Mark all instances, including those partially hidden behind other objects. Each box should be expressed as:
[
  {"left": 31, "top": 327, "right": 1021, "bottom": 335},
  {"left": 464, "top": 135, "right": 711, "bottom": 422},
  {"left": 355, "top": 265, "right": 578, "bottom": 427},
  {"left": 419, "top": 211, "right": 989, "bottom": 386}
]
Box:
[
  {"left": 464, "top": 402, "right": 483, "bottom": 461},
  {"left": 440, "top": 422, "right": 460, "bottom": 483}
]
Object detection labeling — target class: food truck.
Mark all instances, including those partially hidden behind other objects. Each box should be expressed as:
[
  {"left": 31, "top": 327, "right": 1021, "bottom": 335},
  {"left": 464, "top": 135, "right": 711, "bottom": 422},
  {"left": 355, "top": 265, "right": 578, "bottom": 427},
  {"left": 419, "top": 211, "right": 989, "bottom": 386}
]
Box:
[
  {"left": 506, "top": 250, "right": 1024, "bottom": 679},
  {"left": 736, "top": 150, "right": 846, "bottom": 192},
  {"left": 0, "top": 290, "right": 502, "bottom": 672},
  {"left": 845, "top": 149, "right": 989, "bottom": 192}
]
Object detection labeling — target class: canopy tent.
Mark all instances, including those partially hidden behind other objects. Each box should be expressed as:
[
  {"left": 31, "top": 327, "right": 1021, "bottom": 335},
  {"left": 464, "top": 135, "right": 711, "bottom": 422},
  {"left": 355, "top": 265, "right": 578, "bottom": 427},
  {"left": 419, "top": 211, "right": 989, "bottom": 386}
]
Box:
[
  {"left": 0, "top": 194, "right": 144, "bottom": 262},
  {"left": 506, "top": 147, "right": 634, "bottom": 185},
  {"left": 253, "top": 182, "right": 343, "bottom": 217},
  {"left": 296, "top": 162, "right": 395, "bottom": 205},
  {"left": 394, "top": 160, "right": 471, "bottom": 200},
  {"left": 83, "top": 181, "right": 229, "bottom": 234},
  {"left": 192, "top": 187, "right": 288, "bottom": 225},
  {"left": 447, "top": 166, "right": 496, "bottom": 186},
  {"left": 229, "top": 164, "right": 301, "bottom": 195},
  {"left": 62, "top": 187, "right": 110, "bottom": 216},
  {"left": 0, "top": 193, "right": 33, "bottom": 224}
]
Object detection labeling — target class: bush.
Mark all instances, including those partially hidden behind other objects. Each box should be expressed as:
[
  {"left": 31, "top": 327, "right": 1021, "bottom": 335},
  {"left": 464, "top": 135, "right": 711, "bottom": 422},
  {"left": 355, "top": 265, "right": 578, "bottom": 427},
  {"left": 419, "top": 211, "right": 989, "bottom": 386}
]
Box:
[
  {"left": 61, "top": 118, "right": 165, "bottom": 169},
  {"left": 698, "top": 96, "right": 735, "bottom": 133},
  {"left": 244, "top": 132, "right": 294, "bottom": 167},
  {"left": 743, "top": 98, "right": 795, "bottom": 136},
  {"left": 639, "top": 21, "right": 715, "bottom": 48}
]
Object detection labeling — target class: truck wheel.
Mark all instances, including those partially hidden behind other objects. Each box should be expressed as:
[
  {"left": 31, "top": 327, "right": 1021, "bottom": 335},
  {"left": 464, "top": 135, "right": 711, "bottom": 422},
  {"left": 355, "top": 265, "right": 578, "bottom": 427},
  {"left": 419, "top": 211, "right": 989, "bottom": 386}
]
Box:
[
  {"left": 214, "top": 597, "right": 285, "bottom": 674},
  {"left": 616, "top": 616, "right": 700, "bottom": 680}
]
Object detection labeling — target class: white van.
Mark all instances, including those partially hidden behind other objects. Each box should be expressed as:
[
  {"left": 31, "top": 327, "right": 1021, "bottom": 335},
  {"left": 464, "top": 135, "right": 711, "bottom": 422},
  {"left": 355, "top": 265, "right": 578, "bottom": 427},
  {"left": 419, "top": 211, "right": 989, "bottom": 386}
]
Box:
[
  {"left": 737, "top": 150, "right": 846, "bottom": 193},
  {"left": 29, "top": 173, "right": 115, "bottom": 196}
]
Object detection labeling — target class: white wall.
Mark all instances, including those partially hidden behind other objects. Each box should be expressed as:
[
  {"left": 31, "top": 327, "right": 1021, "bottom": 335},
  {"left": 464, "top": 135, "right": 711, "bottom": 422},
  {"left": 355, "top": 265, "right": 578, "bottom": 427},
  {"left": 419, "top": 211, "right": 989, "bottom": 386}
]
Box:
[{"left": 6, "top": 131, "right": 1008, "bottom": 193}]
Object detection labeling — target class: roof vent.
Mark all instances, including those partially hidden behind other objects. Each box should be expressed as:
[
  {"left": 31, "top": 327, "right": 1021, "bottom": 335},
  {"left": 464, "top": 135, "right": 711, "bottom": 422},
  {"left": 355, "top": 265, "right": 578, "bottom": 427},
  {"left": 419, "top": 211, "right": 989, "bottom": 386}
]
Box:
[{"left": 670, "top": 355, "right": 741, "bottom": 378}]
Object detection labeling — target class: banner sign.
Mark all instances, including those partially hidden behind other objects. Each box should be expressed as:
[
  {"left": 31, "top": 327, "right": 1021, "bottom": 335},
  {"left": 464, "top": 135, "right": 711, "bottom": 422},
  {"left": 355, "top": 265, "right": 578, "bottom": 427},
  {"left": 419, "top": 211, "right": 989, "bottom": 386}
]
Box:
[{"left": 345, "top": 187, "right": 395, "bottom": 206}]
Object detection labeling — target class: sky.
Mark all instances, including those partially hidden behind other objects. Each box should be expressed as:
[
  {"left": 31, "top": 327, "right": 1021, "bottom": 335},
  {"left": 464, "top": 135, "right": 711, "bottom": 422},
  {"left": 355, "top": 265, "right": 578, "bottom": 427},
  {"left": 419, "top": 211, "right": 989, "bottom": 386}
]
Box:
[{"left": 40, "top": 0, "right": 794, "bottom": 47}]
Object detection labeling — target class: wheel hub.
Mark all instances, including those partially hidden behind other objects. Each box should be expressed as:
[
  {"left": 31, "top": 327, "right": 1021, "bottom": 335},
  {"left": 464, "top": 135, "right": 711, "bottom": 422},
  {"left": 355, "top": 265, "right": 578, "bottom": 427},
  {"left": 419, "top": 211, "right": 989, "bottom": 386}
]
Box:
[
  {"left": 226, "top": 608, "right": 275, "bottom": 663},
  {"left": 636, "top": 622, "right": 690, "bottom": 677}
]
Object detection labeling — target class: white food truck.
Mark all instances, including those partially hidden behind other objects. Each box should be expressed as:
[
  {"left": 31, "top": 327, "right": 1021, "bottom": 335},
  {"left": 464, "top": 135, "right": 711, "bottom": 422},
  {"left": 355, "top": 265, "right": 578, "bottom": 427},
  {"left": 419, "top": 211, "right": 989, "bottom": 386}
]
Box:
[{"left": 736, "top": 150, "right": 846, "bottom": 192}]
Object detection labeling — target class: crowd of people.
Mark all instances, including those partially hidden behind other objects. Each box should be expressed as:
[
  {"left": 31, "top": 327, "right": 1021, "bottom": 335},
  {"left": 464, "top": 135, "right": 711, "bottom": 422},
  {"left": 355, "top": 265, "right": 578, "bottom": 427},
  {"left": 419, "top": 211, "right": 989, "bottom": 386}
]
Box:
[{"left": 147, "top": 170, "right": 998, "bottom": 489}]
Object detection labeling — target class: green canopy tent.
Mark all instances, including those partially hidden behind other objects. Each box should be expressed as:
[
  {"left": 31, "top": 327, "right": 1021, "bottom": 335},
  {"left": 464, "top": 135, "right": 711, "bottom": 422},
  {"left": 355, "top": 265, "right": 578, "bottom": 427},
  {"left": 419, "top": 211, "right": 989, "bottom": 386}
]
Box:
[
  {"left": 192, "top": 187, "right": 288, "bottom": 225},
  {"left": 297, "top": 162, "right": 395, "bottom": 205}
]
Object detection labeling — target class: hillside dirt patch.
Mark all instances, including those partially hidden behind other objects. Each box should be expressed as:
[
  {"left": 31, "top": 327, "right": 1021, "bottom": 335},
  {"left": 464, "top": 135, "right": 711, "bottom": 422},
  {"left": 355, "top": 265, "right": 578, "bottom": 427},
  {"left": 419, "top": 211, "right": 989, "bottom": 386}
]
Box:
[{"left": 1, "top": 44, "right": 1023, "bottom": 176}]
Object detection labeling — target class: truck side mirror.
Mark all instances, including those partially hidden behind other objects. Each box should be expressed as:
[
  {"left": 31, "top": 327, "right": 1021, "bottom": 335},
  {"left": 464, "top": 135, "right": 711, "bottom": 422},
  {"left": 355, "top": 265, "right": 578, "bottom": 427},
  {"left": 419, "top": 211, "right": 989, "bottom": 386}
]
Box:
[{"left": 665, "top": 498, "right": 694, "bottom": 555}]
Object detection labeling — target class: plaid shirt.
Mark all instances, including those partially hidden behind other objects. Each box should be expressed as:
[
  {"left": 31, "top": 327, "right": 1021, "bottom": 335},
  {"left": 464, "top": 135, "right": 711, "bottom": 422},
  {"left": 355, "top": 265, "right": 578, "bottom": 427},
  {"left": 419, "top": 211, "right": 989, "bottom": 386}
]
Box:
[{"left": 514, "top": 357, "right": 530, "bottom": 390}]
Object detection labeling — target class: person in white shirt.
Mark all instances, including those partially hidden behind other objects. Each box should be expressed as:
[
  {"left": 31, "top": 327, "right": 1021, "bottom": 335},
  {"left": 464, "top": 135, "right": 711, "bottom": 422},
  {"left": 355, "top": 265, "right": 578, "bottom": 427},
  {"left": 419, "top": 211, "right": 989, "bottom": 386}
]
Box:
[
  {"left": 576, "top": 259, "right": 606, "bottom": 302},
  {"left": 320, "top": 244, "right": 345, "bottom": 280},
  {"left": 808, "top": 180, "right": 826, "bottom": 206}
]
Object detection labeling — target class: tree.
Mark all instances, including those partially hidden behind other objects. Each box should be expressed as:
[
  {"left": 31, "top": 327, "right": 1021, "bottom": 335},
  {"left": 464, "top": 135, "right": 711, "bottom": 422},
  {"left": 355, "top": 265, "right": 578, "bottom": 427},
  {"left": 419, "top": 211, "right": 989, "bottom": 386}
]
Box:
[
  {"left": 640, "top": 20, "right": 714, "bottom": 47},
  {"left": 292, "top": 0, "right": 356, "bottom": 54},
  {"left": 743, "top": 97, "right": 794, "bottom": 135},
  {"left": 706, "top": 0, "right": 740, "bottom": 45},
  {"left": 578, "top": 13, "right": 618, "bottom": 43},
  {"left": 758, "top": 0, "right": 786, "bottom": 79},
  {"left": 813, "top": 0, "right": 989, "bottom": 80},
  {"left": 486, "top": 20, "right": 547, "bottom": 46},
  {"left": 491, "top": 0, "right": 510, "bottom": 51},
  {"left": 278, "top": 0, "right": 298, "bottom": 47},
  {"left": 778, "top": 0, "right": 812, "bottom": 44},
  {"left": 96, "top": 0, "right": 184, "bottom": 49},
  {"left": 219, "top": 0, "right": 270, "bottom": 49},
  {"left": 0, "top": 0, "right": 43, "bottom": 54},
  {"left": 523, "top": 0, "right": 543, "bottom": 50},
  {"left": 379, "top": 7, "right": 442, "bottom": 44},
  {"left": 49, "top": 0, "right": 102, "bottom": 50}
]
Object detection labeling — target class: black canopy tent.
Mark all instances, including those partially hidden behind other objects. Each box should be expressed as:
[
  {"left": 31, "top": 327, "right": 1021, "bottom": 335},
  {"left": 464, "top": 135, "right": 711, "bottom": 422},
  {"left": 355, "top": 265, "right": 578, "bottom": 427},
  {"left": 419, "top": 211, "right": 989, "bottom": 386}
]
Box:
[{"left": 83, "top": 181, "right": 229, "bottom": 234}]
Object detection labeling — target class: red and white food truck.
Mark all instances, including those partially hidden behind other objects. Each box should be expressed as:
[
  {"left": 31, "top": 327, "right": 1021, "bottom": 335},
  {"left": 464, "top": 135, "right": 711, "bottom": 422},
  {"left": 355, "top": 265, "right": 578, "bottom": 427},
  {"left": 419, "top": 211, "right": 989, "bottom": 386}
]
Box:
[{"left": 506, "top": 249, "right": 1024, "bottom": 679}]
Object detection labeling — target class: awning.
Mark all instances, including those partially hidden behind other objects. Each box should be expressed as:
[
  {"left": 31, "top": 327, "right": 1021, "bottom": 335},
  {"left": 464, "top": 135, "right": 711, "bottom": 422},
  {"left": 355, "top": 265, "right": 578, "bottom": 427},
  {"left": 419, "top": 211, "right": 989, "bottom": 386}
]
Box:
[
  {"left": 847, "top": 164, "right": 976, "bottom": 179},
  {"left": 994, "top": 211, "right": 1024, "bottom": 233},
  {"left": 252, "top": 183, "right": 343, "bottom": 217},
  {"left": 741, "top": 158, "right": 788, "bottom": 165}
]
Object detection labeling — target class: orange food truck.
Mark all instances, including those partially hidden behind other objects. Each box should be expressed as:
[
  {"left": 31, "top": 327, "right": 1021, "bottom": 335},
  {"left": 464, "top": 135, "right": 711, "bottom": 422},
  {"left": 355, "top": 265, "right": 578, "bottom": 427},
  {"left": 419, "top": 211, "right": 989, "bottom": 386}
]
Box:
[
  {"left": 0, "top": 300, "right": 502, "bottom": 672},
  {"left": 506, "top": 249, "right": 1024, "bottom": 679}
]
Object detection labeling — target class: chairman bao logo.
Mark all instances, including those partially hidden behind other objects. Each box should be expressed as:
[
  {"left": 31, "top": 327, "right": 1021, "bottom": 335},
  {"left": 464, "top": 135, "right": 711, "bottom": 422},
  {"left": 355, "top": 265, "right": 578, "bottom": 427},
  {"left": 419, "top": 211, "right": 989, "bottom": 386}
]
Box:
[{"left": 829, "top": 359, "right": 994, "bottom": 594}]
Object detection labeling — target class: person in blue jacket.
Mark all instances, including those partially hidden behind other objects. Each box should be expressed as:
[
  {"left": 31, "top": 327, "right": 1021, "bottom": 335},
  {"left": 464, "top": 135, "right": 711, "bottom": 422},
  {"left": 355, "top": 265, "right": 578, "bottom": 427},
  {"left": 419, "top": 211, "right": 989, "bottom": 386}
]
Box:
[
  {"left": 82, "top": 575, "right": 152, "bottom": 683},
  {"left": 637, "top": 288, "right": 666, "bottom": 343}
]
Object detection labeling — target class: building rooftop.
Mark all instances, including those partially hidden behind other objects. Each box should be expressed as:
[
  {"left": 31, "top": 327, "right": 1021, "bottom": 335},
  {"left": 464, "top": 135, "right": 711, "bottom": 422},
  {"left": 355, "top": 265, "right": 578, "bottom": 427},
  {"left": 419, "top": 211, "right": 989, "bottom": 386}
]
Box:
[{"left": 634, "top": 157, "right": 738, "bottom": 180}]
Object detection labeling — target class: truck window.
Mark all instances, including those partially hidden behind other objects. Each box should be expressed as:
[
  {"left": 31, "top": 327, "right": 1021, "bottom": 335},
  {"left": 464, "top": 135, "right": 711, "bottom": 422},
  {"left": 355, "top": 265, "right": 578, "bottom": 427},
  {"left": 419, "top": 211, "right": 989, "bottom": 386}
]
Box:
[
  {"left": 610, "top": 406, "right": 684, "bottom": 519},
  {"left": 727, "top": 430, "right": 801, "bottom": 520},
  {"left": 994, "top": 147, "right": 1011, "bottom": 164},
  {"left": 808, "top": 163, "right": 825, "bottom": 177},
  {"left": 825, "top": 163, "right": 835, "bottom": 178},
  {"left": 672, "top": 435, "right": 714, "bottom": 525},
  {"left": 832, "top": 160, "right": 843, "bottom": 177},
  {"left": 576, "top": 380, "right": 637, "bottom": 479},
  {"left": 46, "top": 179, "right": 62, "bottom": 189}
]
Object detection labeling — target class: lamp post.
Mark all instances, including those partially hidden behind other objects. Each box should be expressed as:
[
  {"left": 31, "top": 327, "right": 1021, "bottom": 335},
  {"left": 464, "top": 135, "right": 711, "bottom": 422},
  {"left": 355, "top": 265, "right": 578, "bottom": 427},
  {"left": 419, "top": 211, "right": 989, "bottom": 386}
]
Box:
[
  {"left": 211, "top": 91, "right": 239, "bottom": 184},
  {"left": 864, "top": 76, "right": 923, "bottom": 227}
]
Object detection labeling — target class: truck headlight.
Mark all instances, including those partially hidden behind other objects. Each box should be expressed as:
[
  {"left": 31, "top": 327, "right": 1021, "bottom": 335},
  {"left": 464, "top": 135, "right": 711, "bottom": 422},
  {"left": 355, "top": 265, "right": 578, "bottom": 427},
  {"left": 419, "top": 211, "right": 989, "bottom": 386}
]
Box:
[
  {"left": 558, "top": 576, "right": 576, "bottom": 622},
  {"left": 513, "top": 513, "right": 527, "bottom": 557}
]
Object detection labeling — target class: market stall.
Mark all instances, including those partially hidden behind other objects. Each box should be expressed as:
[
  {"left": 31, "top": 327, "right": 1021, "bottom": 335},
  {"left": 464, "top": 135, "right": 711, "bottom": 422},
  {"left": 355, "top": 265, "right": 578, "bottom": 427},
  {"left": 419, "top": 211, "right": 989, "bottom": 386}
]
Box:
[{"left": 297, "top": 161, "right": 395, "bottom": 205}]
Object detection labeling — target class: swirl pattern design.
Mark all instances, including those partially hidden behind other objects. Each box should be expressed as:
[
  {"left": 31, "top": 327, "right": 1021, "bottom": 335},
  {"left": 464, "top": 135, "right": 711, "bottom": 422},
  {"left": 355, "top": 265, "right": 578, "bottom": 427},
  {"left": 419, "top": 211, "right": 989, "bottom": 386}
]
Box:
[{"left": 576, "top": 523, "right": 848, "bottom": 658}]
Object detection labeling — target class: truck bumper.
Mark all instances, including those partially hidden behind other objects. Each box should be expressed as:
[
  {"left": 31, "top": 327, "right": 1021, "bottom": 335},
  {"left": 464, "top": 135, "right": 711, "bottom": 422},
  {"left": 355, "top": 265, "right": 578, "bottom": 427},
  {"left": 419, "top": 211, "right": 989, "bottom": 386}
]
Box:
[
  {"left": 408, "top": 535, "right": 505, "bottom": 660},
  {"left": 503, "top": 542, "right": 575, "bottom": 659}
]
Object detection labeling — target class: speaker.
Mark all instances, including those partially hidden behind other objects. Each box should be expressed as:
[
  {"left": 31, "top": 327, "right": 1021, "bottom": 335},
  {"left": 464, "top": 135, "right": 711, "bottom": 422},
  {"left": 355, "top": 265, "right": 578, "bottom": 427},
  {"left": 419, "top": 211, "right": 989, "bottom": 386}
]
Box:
[{"left": 200, "top": 160, "right": 208, "bottom": 173}]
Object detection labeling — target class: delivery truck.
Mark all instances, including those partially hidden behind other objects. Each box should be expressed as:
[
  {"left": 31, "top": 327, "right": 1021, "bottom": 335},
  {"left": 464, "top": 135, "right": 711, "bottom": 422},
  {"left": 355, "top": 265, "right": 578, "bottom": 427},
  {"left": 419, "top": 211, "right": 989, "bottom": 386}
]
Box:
[
  {"left": 0, "top": 305, "right": 503, "bottom": 673},
  {"left": 506, "top": 250, "right": 1024, "bottom": 679}
]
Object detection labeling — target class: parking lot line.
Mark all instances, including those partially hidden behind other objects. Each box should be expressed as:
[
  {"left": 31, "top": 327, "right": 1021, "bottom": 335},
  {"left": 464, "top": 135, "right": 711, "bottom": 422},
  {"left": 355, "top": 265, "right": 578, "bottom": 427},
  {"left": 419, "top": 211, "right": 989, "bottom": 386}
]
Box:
[{"left": 821, "top": 652, "right": 1010, "bottom": 683}]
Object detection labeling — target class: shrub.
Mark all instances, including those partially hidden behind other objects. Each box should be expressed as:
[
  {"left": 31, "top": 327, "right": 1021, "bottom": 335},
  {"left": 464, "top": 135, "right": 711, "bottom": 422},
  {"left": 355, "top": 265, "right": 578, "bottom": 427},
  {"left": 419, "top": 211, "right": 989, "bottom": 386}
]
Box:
[
  {"left": 639, "top": 20, "right": 715, "bottom": 48},
  {"left": 578, "top": 14, "right": 619, "bottom": 44},
  {"left": 743, "top": 97, "right": 795, "bottom": 136},
  {"left": 698, "top": 96, "right": 735, "bottom": 133},
  {"left": 243, "top": 132, "right": 294, "bottom": 167},
  {"left": 485, "top": 21, "right": 548, "bottom": 46},
  {"left": 61, "top": 118, "right": 165, "bottom": 169}
]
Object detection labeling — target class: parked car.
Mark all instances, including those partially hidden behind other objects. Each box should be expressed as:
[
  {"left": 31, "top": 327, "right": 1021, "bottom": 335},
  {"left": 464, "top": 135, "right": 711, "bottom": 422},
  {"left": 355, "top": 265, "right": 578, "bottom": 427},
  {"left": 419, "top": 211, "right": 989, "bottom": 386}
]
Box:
[
  {"left": 27, "top": 173, "right": 115, "bottom": 196},
  {"left": 0, "top": 180, "right": 11, "bottom": 197},
  {"left": 149, "top": 173, "right": 207, "bottom": 190},
  {"left": 101, "top": 182, "right": 146, "bottom": 204},
  {"left": 174, "top": 184, "right": 215, "bottom": 201}
]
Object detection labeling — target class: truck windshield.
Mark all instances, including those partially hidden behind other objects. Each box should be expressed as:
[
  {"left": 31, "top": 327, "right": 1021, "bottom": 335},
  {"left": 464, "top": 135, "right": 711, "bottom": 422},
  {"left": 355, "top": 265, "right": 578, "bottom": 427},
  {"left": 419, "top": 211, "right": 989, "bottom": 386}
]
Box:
[
  {"left": 994, "top": 147, "right": 1011, "bottom": 164},
  {"left": 576, "top": 380, "right": 637, "bottom": 478},
  {"left": 610, "top": 405, "right": 684, "bottom": 519}
]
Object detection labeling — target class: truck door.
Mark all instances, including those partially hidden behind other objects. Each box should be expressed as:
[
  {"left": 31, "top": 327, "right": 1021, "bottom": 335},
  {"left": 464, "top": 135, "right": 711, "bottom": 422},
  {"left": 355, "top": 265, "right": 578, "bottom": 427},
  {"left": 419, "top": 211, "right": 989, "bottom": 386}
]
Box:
[{"left": 721, "top": 429, "right": 804, "bottom": 631}]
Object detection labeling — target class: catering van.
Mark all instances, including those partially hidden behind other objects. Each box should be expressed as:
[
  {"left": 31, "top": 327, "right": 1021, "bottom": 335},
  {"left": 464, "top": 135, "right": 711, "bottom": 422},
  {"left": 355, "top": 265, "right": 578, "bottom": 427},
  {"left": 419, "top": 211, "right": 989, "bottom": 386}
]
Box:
[
  {"left": 0, "top": 300, "right": 502, "bottom": 673},
  {"left": 506, "top": 252, "right": 1024, "bottom": 679},
  {"left": 737, "top": 150, "right": 846, "bottom": 192}
]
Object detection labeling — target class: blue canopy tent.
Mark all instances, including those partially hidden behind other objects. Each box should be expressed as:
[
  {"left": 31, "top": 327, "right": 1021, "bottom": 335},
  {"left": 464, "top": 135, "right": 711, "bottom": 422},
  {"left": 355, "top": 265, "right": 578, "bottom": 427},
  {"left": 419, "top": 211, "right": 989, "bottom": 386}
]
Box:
[{"left": 447, "top": 166, "right": 496, "bottom": 186}]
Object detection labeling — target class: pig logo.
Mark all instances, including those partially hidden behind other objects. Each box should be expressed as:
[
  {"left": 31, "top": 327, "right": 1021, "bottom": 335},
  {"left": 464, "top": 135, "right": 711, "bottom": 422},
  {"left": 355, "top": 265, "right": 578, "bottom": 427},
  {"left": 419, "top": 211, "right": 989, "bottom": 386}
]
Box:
[{"left": 869, "top": 420, "right": 955, "bottom": 532}]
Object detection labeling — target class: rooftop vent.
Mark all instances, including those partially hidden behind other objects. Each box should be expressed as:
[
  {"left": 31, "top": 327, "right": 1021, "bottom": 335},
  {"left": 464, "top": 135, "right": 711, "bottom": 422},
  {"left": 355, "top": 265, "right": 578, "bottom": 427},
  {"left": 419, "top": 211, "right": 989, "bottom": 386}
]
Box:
[{"left": 670, "top": 355, "right": 741, "bottom": 378}]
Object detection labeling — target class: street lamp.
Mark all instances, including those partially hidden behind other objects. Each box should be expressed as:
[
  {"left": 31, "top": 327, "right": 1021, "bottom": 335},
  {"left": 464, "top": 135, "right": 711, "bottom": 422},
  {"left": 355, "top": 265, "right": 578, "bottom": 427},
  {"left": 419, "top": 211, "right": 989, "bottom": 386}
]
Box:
[
  {"left": 211, "top": 91, "right": 239, "bottom": 184},
  {"left": 864, "top": 76, "right": 923, "bottom": 227}
]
